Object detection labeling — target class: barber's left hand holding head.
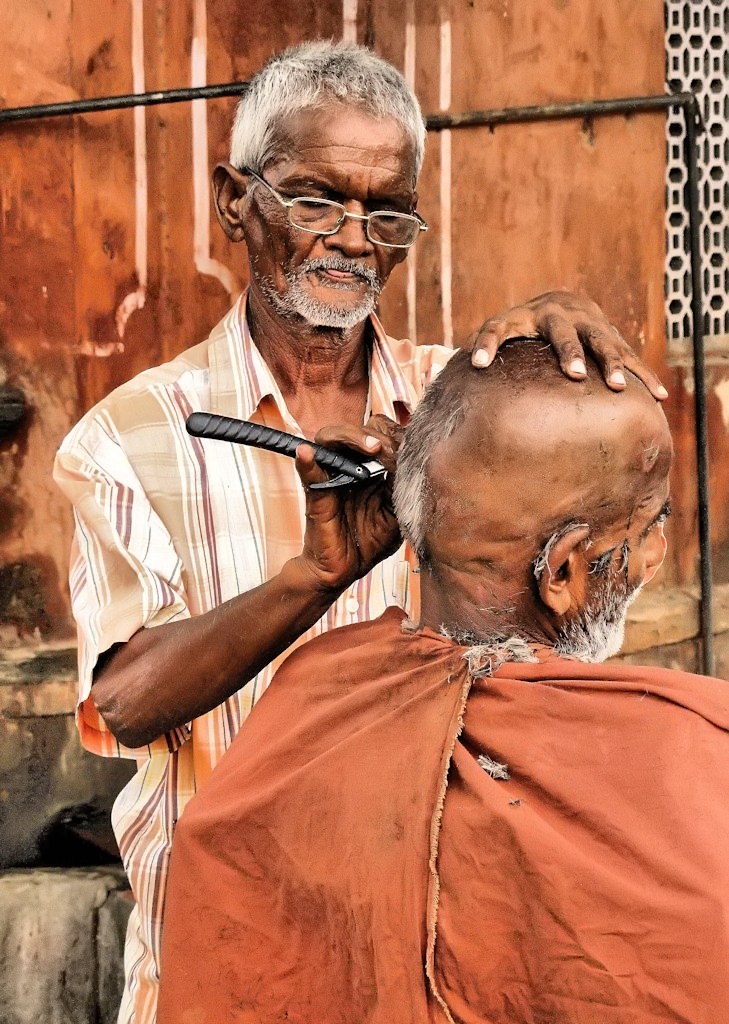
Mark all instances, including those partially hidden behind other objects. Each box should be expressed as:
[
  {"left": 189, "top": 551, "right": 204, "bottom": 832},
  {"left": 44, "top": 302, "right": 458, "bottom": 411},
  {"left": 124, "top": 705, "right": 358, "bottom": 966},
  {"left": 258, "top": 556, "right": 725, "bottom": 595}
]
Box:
[
  {"left": 468, "top": 291, "right": 668, "bottom": 400},
  {"left": 292, "top": 416, "right": 404, "bottom": 594}
]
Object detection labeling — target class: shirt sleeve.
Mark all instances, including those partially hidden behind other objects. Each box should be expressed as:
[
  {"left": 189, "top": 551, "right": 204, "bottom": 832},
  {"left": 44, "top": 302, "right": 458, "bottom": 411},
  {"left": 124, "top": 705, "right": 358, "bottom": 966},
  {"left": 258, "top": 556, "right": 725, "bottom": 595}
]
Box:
[{"left": 54, "top": 414, "right": 192, "bottom": 760}]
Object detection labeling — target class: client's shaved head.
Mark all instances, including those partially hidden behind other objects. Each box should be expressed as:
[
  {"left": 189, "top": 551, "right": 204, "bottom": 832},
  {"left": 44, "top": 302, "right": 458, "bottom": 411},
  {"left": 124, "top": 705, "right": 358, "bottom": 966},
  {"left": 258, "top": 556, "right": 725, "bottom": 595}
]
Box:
[{"left": 394, "top": 341, "right": 672, "bottom": 661}]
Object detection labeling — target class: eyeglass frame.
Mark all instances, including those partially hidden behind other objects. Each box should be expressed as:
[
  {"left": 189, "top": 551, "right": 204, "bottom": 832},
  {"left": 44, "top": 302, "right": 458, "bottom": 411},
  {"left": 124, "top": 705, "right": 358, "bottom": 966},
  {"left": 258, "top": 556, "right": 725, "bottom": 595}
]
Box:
[{"left": 242, "top": 167, "right": 428, "bottom": 250}]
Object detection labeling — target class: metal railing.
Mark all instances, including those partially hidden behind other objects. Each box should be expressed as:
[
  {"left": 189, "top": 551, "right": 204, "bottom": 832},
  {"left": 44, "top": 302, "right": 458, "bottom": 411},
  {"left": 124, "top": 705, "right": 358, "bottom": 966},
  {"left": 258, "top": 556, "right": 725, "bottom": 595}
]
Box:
[{"left": 0, "top": 84, "right": 714, "bottom": 674}]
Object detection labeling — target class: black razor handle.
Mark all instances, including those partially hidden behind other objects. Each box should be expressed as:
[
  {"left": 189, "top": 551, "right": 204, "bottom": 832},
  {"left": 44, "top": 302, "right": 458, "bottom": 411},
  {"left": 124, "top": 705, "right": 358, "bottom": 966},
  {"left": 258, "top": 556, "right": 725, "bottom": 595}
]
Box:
[{"left": 186, "top": 412, "right": 384, "bottom": 488}]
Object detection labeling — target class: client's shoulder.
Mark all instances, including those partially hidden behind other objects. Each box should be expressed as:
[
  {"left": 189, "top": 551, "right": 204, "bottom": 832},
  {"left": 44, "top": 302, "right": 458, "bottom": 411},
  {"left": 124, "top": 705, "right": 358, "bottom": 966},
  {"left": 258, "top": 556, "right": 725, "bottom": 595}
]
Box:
[
  {"left": 283, "top": 605, "right": 408, "bottom": 665},
  {"left": 274, "top": 607, "right": 433, "bottom": 692},
  {"left": 267, "top": 606, "right": 465, "bottom": 714},
  {"left": 496, "top": 657, "right": 729, "bottom": 731}
]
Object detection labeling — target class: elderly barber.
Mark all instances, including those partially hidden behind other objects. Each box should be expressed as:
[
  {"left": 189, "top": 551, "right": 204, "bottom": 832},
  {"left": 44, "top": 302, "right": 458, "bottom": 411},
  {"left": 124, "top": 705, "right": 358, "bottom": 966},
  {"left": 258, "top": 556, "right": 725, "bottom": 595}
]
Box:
[{"left": 54, "top": 39, "right": 665, "bottom": 1024}]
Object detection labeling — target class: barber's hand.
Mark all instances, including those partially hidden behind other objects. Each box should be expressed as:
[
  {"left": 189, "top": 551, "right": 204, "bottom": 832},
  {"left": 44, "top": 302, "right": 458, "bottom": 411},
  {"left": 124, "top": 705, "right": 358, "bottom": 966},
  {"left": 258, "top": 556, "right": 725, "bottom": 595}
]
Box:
[
  {"left": 468, "top": 291, "right": 668, "bottom": 399},
  {"left": 292, "top": 415, "right": 404, "bottom": 593}
]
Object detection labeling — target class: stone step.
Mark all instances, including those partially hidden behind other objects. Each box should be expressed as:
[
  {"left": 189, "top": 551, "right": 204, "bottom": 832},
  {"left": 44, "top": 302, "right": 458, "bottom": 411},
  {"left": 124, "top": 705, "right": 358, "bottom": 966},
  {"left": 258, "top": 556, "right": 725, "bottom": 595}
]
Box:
[{"left": 0, "top": 867, "right": 132, "bottom": 1024}]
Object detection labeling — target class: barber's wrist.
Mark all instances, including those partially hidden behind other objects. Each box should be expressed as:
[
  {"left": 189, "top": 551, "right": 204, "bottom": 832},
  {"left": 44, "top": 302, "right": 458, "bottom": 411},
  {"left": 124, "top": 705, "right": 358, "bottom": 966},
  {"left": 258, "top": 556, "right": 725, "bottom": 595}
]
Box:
[{"left": 280, "top": 556, "right": 349, "bottom": 606}]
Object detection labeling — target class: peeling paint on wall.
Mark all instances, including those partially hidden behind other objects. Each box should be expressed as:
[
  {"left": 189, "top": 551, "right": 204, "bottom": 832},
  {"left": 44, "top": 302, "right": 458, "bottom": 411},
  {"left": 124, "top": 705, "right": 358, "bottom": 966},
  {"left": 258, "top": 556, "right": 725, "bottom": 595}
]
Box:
[
  {"left": 191, "top": 0, "right": 241, "bottom": 300},
  {"left": 439, "top": 8, "right": 453, "bottom": 348},
  {"left": 114, "top": 0, "right": 147, "bottom": 340},
  {"left": 342, "top": 0, "right": 358, "bottom": 43}
]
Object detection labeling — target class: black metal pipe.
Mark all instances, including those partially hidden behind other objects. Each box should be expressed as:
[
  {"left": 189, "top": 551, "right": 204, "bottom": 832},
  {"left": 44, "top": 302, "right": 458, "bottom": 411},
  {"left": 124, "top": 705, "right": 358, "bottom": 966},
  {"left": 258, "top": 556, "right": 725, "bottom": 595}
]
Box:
[
  {"left": 684, "top": 98, "right": 715, "bottom": 676},
  {"left": 0, "top": 86, "right": 692, "bottom": 129},
  {"left": 424, "top": 92, "right": 693, "bottom": 131},
  {"left": 0, "top": 81, "right": 249, "bottom": 124},
  {"left": 0, "top": 83, "right": 715, "bottom": 671}
]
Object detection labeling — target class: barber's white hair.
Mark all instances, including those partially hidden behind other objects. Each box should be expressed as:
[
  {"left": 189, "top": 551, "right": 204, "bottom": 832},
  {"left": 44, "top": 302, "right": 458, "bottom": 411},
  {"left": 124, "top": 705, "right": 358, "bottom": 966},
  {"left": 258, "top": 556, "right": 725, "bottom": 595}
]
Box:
[{"left": 230, "top": 40, "right": 426, "bottom": 181}]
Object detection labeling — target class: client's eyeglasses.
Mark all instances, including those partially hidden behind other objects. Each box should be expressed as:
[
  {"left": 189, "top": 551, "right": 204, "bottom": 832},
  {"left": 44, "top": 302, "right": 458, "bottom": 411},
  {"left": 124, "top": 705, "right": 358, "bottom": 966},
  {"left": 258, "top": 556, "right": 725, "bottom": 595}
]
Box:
[{"left": 243, "top": 167, "right": 428, "bottom": 249}]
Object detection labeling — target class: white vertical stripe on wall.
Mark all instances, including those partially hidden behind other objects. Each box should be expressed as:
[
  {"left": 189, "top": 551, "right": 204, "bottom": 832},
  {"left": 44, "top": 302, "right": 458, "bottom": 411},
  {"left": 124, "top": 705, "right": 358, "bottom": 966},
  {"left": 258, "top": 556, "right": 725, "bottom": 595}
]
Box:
[
  {"left": 439, "top": 13, "right": 453, "bottom": 347},
  {"left": 115, "top": 0, "right": 148, "bottom": 339},
  {"left": 342, "top": 0, "right": 358, "bottom": 42},
  {"left": 404, "top": 7, "right": 418, "bottom": 343},
  {"left": 191, "top": 0, "right": 239, "bottom": 299}
]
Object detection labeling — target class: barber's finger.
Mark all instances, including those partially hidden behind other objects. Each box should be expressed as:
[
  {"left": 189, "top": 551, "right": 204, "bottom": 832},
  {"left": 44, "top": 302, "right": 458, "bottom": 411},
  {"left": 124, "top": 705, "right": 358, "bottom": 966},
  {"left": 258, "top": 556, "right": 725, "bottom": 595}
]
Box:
[
  {"left": 294, "top": 444, "right": 332, "bottom": 491},
  {"left": 470, "top": 316, "right": 509, "bottom": 368},
  {"left": 313, "top": 421, "right": 407, "bottom": 478},
  {"left": 537, "top": 313, "right": 588, "bottom": 379},
  {"left": 317, "top": 424, "right": 398, "bottom": 474},
  {"left": 314, "top": 423, "right": 386, "bottom": 457},
  {"left": 470, "top": 319, "right": 504, "bottom": 368},
  {"left": 470, "top": 314, "right": 539, "bottom": 368},
  {"left": 365, "top": 414, "right": 404, "bottom": 443},
  {"left": 574, "top": 323, "right": 628, "bottom": 390},
  {"left": 622, "top": 352, "right": 669, "bottom": 400},
  {"left": 576, "top": 322, "right": 669, "bottom": 399},
  {"left": 364, "top": 416, "right": 405, "bottom": 464}
]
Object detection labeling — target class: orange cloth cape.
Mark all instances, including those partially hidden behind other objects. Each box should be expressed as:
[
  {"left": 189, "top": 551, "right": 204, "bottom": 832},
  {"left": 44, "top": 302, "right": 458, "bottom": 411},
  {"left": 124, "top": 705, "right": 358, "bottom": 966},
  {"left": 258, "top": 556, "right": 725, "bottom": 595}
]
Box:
[{"left": 158, "top": 608, "right": 729, "bottom": 1024}]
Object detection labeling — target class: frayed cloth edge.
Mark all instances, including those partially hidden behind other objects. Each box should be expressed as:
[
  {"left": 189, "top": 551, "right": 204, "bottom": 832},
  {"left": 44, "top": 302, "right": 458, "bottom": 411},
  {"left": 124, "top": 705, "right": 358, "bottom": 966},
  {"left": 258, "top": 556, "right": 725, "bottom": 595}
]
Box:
[{"left": 424, "top": 667, "right": 473, "bottom": 1023}]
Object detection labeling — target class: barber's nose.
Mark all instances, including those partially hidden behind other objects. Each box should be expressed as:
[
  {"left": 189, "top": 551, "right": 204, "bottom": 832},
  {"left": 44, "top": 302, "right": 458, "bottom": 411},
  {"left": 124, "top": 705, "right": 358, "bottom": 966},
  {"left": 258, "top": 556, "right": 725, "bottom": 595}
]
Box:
[{"left": 325, "top": 206, "right": 373, "bottom": 256}]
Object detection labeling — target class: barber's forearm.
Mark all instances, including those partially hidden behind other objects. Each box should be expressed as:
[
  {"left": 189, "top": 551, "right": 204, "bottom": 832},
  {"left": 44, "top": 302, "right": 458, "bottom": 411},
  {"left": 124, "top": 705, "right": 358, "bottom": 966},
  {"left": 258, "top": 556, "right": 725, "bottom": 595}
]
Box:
[{"left": 91, "top": 557, "right": 342, "bottom": 748}]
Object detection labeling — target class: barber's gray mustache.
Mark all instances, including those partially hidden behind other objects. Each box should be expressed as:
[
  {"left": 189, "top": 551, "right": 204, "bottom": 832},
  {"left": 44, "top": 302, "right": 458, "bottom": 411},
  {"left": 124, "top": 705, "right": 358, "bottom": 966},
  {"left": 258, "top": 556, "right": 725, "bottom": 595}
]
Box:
[{"left": 296, "top": 256, "right": 381, "bottom": 290}]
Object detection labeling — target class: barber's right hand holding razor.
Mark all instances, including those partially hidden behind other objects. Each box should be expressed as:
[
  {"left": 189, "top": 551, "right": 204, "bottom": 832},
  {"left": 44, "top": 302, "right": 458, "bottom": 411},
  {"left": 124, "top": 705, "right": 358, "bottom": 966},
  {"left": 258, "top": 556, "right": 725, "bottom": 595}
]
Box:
[{"left": 292, "top": 415, "right": 405, "bottom": 594}]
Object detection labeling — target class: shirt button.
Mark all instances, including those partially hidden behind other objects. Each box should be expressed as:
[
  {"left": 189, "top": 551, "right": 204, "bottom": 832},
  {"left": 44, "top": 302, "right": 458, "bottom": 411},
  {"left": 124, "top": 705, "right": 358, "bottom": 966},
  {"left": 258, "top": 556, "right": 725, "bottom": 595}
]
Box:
[{"left": 345, "top": 596, "right": 359, "bottom": 615}]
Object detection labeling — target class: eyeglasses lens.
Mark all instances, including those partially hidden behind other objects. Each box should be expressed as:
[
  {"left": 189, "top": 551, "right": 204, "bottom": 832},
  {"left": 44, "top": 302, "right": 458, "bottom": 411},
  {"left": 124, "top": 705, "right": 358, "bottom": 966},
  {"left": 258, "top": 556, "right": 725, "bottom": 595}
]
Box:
[
  {"left": 290, "top": 199, "right": 343, "bottom": 231},
  {"left": 289, "top": 199, "right": 420, "bottom": 247},
  {"left": 368, "top": 213, "right": 419, "bottom": 247}
]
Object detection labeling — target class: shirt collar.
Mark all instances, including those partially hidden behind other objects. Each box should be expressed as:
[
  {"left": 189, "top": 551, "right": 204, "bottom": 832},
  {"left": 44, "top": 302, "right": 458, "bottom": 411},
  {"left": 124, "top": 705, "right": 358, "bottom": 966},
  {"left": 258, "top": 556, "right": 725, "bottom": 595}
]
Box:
[
  {"left": 208, "top": 291, "right": 417, "bottom": 428},
  {"left": 368, "top": 312, "right": 418, "bottom": 422}
]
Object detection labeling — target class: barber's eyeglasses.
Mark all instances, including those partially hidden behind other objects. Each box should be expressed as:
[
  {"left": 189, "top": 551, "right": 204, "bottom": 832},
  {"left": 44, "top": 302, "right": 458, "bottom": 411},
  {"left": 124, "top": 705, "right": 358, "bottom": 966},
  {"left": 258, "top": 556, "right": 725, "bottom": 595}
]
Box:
[{"left": 243, "top": 167, "right": 428, "bottom": 249}]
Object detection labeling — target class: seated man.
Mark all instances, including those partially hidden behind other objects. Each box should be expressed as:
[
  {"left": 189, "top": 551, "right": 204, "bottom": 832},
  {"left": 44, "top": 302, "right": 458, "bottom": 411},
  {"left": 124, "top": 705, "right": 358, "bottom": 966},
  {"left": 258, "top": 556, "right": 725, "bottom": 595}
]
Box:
[{"left": 158, "top": 342, "right": 729, "bottom": 1024}]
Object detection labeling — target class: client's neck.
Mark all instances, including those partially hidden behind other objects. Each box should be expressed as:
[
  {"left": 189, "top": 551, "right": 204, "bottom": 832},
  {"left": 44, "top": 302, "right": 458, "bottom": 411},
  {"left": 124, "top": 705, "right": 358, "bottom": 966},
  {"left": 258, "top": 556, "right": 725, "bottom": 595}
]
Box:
[{"left": 418, "top": 563, "right": 555, "bottom": 657}]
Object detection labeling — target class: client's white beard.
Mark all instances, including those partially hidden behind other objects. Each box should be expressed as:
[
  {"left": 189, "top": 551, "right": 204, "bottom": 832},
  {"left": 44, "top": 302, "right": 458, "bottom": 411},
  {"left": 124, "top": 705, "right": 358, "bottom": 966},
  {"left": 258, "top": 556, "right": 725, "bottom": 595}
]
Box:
[
  {"left": 261, "top": 256, "right": 382, "bottom": 330},
  {"left": 554, "top": 566, "right": 643, "bottom": 663}
]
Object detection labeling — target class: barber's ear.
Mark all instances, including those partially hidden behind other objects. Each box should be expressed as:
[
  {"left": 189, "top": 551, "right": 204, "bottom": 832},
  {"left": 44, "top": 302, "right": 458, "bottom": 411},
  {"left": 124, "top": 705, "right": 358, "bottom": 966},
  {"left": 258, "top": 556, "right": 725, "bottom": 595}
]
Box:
[
  {"left": 212, "top": 163, "right": 250, "bottom": 242},
  {"left": 536, "top": 525, "right": 591, "bottom": 618}
]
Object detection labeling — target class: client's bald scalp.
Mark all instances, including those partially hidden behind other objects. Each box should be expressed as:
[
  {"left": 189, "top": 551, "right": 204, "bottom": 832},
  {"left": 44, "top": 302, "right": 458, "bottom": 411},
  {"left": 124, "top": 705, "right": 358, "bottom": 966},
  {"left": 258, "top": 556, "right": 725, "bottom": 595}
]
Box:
[
  {"left": 440, "top": 343, "right": 668, "bottom": 539},
  {"left": 396, "top": 340, "right": 672, "bottom": 574}
]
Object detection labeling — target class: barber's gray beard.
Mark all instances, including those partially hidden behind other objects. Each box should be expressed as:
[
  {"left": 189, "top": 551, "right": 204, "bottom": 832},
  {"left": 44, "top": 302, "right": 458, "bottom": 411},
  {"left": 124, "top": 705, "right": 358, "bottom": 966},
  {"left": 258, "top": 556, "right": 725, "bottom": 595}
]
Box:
[
  {"left": 261, "top": 256, "right": 381, "bottom": 330},
  {"left": 554, "top": 572, "right": 643, "bottom": 663}
]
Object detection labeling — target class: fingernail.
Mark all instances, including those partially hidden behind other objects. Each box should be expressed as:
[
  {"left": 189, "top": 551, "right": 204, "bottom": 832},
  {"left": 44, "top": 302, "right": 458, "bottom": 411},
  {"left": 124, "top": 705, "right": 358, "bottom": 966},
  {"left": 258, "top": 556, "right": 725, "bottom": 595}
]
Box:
[
  {"left": 364, "top": 436, "right": 379, "bottom": 449},
  {"left": 609, "top": 370, "right": 626, "bottom": 387},
  {"left": 472, "top": 350, "right": 491, "bottom": 368},
  {"left": 656, "top": 385, "right": 669, "bottom": 398},
  {"left": 569, "top": 359, "right": 587, "bottom": 376}
]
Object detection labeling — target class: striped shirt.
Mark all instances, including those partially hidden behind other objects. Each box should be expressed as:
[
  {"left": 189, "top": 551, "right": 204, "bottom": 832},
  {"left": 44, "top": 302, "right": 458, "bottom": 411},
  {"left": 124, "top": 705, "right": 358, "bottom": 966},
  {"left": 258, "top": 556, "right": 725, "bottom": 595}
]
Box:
[{"left": 54, "top": 294, "right": 452, "bottom": 1024}]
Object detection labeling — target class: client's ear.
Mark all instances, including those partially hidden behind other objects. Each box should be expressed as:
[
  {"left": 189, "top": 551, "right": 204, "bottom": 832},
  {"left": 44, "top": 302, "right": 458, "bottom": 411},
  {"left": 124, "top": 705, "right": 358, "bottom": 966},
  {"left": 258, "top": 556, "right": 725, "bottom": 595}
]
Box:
[{"left": 536, "top": 525, "right": 591, "bottom": 618}]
